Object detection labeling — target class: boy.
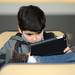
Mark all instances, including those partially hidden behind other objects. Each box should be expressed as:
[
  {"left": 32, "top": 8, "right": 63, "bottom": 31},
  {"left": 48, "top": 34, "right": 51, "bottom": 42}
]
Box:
[
  {"left": 0, "top": 5, "right": 46, "bottom": 67},
  {"left": 0, "top": 5, "right": 75, "bottom": 67}
]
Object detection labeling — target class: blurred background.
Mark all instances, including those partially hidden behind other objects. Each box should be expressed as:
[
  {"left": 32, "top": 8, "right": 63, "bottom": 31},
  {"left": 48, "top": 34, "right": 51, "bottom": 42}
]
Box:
[{"left": 0, "top": 0, "right": 75, "bottom": 46}]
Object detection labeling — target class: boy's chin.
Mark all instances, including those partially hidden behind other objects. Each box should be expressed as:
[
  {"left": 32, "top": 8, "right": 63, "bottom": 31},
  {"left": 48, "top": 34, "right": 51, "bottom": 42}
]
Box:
[{"left": 29, "top": 41, "right": 40, "bottom": 43}]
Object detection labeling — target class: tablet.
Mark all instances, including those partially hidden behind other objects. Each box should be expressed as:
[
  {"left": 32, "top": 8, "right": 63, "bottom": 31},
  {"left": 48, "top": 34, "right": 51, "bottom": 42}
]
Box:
[{"left": 30, "top": 35, "right": 67, "bottom": 56}]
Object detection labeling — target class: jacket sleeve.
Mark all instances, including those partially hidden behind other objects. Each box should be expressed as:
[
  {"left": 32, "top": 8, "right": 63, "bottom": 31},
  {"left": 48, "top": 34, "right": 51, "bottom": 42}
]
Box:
[{"left": 0, "top": 39, "right": 16, "bottom": 68}]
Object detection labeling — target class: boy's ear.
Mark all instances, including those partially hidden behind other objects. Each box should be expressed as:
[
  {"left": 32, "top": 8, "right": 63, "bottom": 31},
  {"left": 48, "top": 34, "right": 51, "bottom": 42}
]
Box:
[{"left": 17, "top": 25, "right": 22, "bottom": 33}]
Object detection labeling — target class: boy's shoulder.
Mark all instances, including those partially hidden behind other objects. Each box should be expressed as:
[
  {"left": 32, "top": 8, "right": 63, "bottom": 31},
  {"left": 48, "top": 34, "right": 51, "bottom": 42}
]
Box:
[{"left": 0, "top": 32, "right": 24, "bottom": 49}]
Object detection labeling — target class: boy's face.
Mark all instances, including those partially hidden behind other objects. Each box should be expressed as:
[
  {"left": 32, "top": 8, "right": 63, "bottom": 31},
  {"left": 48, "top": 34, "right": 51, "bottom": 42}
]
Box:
[{"left": 21, "top": 31, "right": 44, "bottom": 43}]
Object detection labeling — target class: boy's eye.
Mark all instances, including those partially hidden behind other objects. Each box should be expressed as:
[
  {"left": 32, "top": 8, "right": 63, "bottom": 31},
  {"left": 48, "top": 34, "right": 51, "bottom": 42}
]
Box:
[{"left": 26, "top": 33, "right": 33, "bottom": 36}]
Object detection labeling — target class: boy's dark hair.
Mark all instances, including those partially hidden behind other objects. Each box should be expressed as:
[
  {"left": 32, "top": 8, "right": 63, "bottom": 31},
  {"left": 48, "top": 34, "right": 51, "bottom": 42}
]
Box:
[{"left": 17, "top": 5, "right": 46, "bottom": 33}]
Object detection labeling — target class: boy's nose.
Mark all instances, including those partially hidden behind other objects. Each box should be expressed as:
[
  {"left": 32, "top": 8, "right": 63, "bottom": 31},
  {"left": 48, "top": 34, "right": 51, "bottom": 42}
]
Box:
[
  {"left": 32, "top": 35, "right": 38, "bottom": 41},
  {"left": 33, "top": 36, "right": 37, "bottom": 41}
]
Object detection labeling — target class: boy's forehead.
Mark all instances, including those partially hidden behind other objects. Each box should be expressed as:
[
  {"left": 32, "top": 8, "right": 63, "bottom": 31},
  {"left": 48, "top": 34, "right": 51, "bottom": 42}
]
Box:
[{"left": 23, "top": 31, "right": 37, "bottom": 34}]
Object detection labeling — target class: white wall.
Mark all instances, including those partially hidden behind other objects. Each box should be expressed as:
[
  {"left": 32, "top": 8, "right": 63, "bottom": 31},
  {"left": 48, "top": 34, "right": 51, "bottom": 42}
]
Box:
[{"left": 0, "top": 3, "right": 75, "bottom": 15}]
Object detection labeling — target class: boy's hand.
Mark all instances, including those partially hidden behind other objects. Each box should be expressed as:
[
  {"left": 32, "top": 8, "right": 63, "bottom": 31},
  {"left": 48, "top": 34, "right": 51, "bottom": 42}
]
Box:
[{"left": 64, "top": 47, "right": 72, "bottom": 53}]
